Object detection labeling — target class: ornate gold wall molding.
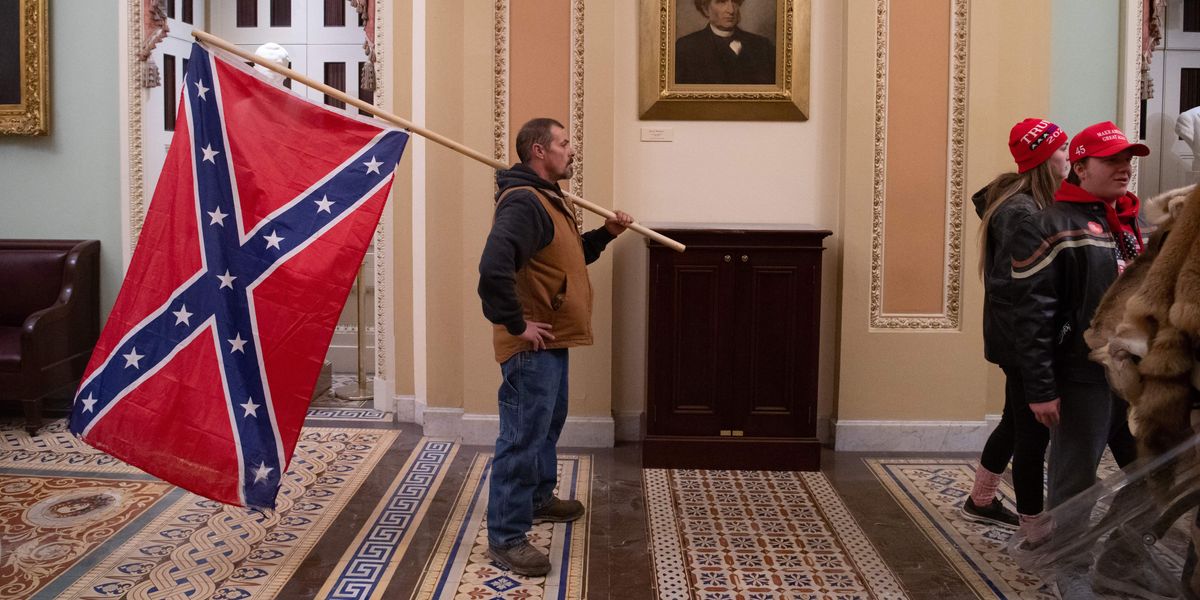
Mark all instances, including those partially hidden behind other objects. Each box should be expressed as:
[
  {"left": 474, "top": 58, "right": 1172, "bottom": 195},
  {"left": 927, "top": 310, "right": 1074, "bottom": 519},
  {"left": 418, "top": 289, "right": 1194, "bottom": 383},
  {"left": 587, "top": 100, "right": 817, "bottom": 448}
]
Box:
[
  {"left": 372, "top": 0, "right": 390, "bottom": 382},
  {"left": 568, "top": 0, "right": 585, "bottom": 202},
  {"left": 493, "top": 0, "right": 510, "bottom": 165},
  {"left": 493, "top": 0, "right": 586, "bottom": 218},
  {"left": 868, "top": 0, "right": 968, "bottom": 331},
  {"left": 0, "top": 0, "right": 49, "bottom": 135},
  {"left": 1126, "top": 0, "right": 1143, "bottom": 192},
  {"left": 125, "top": 0, "right": 148, "bottom": 252}
]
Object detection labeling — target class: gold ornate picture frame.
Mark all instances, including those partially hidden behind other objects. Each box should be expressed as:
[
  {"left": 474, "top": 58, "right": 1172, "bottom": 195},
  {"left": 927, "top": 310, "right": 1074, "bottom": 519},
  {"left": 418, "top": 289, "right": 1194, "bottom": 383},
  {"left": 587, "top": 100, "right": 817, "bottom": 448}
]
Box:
[
  {"left": 639, "top": 0, "right": 809, "bottom": 121},
  {"left": 0, "top": 0, "right": 48, "bottom": 136}
]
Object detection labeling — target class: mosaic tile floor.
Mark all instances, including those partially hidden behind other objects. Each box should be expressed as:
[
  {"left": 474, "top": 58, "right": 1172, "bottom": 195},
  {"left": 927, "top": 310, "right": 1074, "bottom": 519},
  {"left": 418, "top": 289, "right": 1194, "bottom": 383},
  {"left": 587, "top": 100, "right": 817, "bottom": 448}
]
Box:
[{"left": 645, "top": 468, "right": 908, "bottom": 600}]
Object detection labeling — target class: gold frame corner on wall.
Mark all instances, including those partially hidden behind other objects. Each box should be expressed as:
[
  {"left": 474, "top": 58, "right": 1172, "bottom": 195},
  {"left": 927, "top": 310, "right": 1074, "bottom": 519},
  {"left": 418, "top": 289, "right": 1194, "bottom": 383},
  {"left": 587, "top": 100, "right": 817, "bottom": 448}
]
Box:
[
  {"left": 1, "top": 0, "right": 49, "bottom": 136},
  {"left": 639, "top": 0, "right": 809, "bottom": 121}
]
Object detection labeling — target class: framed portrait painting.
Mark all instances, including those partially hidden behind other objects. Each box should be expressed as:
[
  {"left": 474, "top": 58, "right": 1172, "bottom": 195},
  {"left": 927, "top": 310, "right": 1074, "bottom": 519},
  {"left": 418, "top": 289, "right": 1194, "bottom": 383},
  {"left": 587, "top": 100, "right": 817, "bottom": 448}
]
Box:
[
  {"left": 1, "top": 0, "right": 49, "bottom": 136},
  {"left": 640, "top": 0, "right": 809, "bottom": 121}
]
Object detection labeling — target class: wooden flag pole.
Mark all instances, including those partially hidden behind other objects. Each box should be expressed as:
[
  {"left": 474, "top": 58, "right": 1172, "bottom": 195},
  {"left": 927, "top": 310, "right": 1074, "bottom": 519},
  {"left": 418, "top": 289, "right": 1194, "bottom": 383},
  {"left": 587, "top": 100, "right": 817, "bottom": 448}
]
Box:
[{"left": 191, "top": 30, "right": 686, "bottom": 253}]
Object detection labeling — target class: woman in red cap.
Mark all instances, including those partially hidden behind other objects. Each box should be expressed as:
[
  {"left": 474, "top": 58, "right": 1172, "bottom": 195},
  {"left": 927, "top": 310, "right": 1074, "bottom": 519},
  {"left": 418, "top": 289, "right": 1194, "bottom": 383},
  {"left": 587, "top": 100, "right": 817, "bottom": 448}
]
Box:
[
  {"left": 962, "top": 118, "right": 1069, "bottom": 541},
  {"left": 1007, "top": 121, "right": 1148, "bottom": 598}
]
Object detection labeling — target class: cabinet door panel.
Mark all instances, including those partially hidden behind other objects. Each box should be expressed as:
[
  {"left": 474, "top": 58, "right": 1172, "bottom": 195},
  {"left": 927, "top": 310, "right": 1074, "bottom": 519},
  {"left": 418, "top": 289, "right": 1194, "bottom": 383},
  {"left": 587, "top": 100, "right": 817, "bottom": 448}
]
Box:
[
  {"left": 647, "top": 249, "right": 734, "bottom": 436},
  {"left": 734, "top": 250, "right": 819, "bottom": 437}
]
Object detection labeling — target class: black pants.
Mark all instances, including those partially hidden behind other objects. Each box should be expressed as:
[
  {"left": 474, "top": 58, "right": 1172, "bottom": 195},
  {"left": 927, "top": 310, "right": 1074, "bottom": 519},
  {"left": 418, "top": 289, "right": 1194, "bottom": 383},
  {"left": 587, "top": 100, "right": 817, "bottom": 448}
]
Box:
[{"left": 980, "top": 366, "right": 1051, "bottom": 515}]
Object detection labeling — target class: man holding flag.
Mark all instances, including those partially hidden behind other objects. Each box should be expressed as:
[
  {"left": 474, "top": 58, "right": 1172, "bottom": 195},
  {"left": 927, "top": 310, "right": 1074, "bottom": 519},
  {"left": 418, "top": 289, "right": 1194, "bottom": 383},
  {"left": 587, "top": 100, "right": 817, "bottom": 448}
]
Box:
[{"left": 478, "top": 117, "right": 633, "bottom": 577}]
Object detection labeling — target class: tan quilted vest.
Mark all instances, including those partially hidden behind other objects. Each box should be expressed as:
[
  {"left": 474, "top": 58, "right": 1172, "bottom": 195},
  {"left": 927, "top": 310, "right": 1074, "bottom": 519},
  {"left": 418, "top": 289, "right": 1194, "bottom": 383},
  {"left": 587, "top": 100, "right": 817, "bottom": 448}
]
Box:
[{"left": 491, "top": 186, "right": 594, "bottom": 363}]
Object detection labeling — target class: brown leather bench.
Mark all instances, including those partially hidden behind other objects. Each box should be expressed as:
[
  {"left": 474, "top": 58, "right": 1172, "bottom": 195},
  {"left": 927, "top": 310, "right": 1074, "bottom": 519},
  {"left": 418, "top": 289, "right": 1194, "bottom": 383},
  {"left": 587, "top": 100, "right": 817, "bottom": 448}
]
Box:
[{"left": 0, "top": 240, "right": 100, "bottom": 433}]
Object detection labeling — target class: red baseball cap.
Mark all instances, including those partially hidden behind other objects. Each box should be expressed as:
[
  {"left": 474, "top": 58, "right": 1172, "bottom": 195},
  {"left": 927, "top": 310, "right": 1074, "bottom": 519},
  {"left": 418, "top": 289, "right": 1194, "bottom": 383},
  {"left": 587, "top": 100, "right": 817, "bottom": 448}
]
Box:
[
  {"left": 1008, "top": 118, "right": 1067, "bottom": 173},
  {"left": 1068, "top": 121, "right": 1149, "bottom": 163}
]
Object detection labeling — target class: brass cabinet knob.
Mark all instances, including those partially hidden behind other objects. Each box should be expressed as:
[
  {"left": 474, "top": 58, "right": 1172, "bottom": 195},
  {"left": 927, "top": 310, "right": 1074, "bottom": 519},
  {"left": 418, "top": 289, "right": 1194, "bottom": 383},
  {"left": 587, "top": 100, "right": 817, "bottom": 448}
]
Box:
[
  {"left": 741, "top": 254, "right": 749, "bottom": 263},
  {"left": 724, "top": 254, "right": 732, "bottom": 262}
]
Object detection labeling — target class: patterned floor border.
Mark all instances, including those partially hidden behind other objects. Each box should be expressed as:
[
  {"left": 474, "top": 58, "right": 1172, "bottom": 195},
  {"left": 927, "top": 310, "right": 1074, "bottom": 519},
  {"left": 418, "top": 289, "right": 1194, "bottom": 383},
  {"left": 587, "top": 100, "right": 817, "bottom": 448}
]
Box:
[
  {"left": 645, "top": 468, "right": 909, "bottom": 600},
  {"left": 315, "top": 437, "right": 459, "bottom": 599},
  {"left": 7, "top": 423, "right": 399, "bottom": 599},
  {"left": 413, "top": 454, "right": 591, "bottom": 600},
  {"left": 305, "top": 407, "right": 392, "bottom": 421},
  {"left": 866, "top": 457, "right": 1130, "bottom": 599},
  {"left": 867, "top": 459, "right": 1051, "bottom": 600},
  {"left": 1, "top": 419, "right": 139, "bottom": 474}
]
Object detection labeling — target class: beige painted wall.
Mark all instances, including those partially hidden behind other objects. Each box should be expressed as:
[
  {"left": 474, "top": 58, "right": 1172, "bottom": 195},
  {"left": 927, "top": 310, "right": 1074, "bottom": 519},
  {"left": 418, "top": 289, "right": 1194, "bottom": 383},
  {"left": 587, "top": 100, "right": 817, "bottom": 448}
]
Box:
[
  {"left": 416, "top": 0, "right": 618, "bottom": 419},
  {"left": 388, "top": 0, "right": 415, "bottom": 398},
  {"left": 422, "top": 0, "right": 467, "bottom": 410},
  {"left": 610, "top": 1, "right": 846, "bottom": 429},
  {"left": 970, "top": 1, "right": 1054, "bottom": 413},
  {"left": 838, "top": 0, "right": 1052, "bottom": 421}
]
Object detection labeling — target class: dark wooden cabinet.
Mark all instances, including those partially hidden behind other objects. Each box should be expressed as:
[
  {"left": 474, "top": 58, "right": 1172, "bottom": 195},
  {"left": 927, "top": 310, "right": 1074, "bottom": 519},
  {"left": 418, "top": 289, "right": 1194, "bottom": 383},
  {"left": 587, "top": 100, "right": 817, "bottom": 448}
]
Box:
[{"left": 643, "top": 227, "right": 830, "bottom": 471}]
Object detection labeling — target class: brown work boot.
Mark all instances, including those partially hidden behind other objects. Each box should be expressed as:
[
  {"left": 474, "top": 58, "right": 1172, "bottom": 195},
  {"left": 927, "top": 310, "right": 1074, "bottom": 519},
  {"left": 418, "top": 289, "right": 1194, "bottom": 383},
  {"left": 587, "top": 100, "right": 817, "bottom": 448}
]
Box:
[
  {"left": 488, "top": 540, "right": 550, "bottom": 577},
  {"left": 532, "top": 497, "right": 585, "bottom": 523}
]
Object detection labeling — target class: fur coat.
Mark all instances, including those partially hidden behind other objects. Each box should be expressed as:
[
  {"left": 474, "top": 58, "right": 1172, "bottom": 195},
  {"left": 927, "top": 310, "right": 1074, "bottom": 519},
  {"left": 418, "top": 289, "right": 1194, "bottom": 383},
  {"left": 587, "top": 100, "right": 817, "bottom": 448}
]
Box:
[{"left": 1086, "top": 184, "right": 1200, "bottom": 458}]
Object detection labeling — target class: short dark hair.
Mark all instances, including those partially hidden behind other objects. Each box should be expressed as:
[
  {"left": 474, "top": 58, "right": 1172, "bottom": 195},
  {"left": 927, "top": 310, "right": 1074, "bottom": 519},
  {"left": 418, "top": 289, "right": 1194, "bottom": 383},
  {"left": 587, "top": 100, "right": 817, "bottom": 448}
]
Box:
[
  {"left": 693, "top": 0, "right": 744, "bottom": 15},
  {"left": 515, "top": 118, "right": 565, "bottom": 163},
  {"left": 1067, "top": 158, "right": 1087, "bottom": 185}
]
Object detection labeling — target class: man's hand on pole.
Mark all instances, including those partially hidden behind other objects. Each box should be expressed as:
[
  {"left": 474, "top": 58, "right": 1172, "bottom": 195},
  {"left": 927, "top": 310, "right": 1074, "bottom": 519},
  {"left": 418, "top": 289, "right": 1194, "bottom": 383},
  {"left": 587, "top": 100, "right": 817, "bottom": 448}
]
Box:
[{"left": 605, "top": 210, "right": 634, "bottom": 236}]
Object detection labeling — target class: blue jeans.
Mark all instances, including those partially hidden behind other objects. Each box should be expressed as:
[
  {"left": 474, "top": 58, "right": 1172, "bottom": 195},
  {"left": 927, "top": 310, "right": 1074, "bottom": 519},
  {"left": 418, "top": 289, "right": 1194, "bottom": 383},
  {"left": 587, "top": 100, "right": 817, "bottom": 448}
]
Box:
[
  {"left": 1047, "top": 381, "right": 1137, "bottom": 512},
  {"left": 487, "top": 349, "right": 569, "bottom": 549}
]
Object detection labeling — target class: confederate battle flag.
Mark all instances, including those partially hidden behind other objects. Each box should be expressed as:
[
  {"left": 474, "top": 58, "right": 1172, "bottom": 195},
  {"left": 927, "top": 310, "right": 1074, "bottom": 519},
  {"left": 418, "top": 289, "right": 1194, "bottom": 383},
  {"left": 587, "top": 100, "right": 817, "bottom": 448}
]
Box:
[{"left": 68, "top": 42, "right": 407, "bottom": 508}]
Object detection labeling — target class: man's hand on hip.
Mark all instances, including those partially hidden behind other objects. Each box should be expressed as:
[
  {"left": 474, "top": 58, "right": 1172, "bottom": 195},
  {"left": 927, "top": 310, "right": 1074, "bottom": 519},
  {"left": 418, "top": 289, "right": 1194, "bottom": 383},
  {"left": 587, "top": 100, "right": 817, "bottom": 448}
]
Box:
[
  {"left": 519, "top": 320, "right": 555, "bottom": 351},
  {"left": 1030, "top": 398, "right": 1061, "bottom": 428}
]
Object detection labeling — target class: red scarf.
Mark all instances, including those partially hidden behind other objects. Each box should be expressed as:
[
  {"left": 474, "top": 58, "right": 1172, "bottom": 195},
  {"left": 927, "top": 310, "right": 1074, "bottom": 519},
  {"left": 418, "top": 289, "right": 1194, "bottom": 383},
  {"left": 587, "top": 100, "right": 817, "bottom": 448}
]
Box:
[{"left": 1054, "top": 182, "right": 1143, "bottom": 254}]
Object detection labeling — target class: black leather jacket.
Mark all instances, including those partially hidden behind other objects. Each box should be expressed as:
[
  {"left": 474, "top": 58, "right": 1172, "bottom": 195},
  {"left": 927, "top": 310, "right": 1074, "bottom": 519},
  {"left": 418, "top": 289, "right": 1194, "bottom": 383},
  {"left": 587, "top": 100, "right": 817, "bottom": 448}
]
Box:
[
  {"left": 1007, "top": 191, "right": 1141, "bottom": 404},
  {"left": 972, "top": 187, "right": 1040, "bottom": 367}
]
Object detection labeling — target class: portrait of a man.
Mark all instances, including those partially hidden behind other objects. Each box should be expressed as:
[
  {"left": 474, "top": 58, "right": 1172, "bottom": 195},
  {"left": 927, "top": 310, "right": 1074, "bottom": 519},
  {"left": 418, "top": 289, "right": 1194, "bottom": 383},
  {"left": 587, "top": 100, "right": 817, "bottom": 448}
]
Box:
[{"left": 674, "top": 0, "right": 776, "bottom": 85}]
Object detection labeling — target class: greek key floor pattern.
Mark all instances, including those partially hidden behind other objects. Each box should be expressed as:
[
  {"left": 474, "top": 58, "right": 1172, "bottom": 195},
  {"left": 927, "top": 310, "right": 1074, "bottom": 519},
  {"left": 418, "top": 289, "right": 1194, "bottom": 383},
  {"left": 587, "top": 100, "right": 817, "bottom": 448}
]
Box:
[
  {"left": 305, "top": 407, "right": 391, "bottom": 421},
  {"left": 412, "top": 454, "right": 592, "bottom": 600},
  {"left": 316, "top": 437, "right": 459, "bottom": 599}
]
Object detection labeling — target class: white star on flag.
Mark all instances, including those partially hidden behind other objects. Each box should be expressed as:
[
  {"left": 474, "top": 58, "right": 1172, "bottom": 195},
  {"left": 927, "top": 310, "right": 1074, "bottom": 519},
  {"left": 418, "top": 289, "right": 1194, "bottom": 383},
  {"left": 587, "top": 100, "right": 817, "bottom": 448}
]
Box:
[
  {"left": 228, "top": 333, "right": 248, "bottom": 354},
  {"left": 172, "top": 304, "right": 193, "bottom": 326},
  {"left": 194, "top": 79, "right": 209, "bottom": 100},
  {"left": 240, "top": 397, "right": 261, "bottom": 417},
  {"left": 264, "top": 230, "right": 284, "bottom": 250},
  {"left": 253, "top": 462, "right": 274, "bottom": 484},
  {"left": 217, "top": 270, "right": 237, "bottom": 289},
  {"left": 81, "top": 392, "right": 98, "bottom": 413},
  {"left": 314, "top": 195, "right": 334, "bottom": 213},
  {"left": 201, "top": 144, "right": 220, "bottom": 163},
  {"left": 363, "top": 156, "right": 382, "bottom": 174},
  {"left": 123, "top": 347, "right": 144, "bottom": 369},
  {"left": 207, "top": 207, "right": 228, "bottom": 226}
]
